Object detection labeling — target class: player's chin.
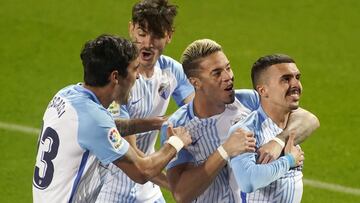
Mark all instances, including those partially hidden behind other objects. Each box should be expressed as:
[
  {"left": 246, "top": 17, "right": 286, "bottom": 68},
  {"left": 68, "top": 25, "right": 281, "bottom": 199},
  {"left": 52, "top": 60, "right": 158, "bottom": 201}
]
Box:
[
  {"left": 289, "top": 103, "right": 299, "bottom": 110},
  {"left": 224, "top": 94, "right": 235, "bottom": 104}
]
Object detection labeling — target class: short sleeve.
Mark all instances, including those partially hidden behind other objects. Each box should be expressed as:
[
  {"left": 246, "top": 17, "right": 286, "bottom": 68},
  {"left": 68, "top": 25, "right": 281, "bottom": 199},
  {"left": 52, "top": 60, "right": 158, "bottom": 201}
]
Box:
[{"left": 78, "top": 105, "right": 129, "bottom": 165}]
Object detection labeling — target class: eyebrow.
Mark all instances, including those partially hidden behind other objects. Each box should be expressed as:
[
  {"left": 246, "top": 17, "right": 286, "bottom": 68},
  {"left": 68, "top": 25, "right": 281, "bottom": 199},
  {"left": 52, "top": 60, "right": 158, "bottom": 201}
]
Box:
[
  {"left": 210, "top": 62, "right": 230, "bottom": 73},
  {"left": 281, "top": 72, "right": 301, "bottom": 78}
]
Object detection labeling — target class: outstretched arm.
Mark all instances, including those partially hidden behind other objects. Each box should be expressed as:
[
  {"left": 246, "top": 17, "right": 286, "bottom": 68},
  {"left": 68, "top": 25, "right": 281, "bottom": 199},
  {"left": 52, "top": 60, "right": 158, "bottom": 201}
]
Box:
[
  {"left": 257, "top": 108, "right": 319, "bottom": 163},
  {"left": 124, "top": 134, "right": 170, "bottom": 189},
  {"left": 114, "top": 125, "right": 191, "bottom": 184},
  {"left": 167, "top": 129, "right": 256, "bottom": 203},
  {"left": 115, "top": 116, "right": 167, "bottom": 136}
]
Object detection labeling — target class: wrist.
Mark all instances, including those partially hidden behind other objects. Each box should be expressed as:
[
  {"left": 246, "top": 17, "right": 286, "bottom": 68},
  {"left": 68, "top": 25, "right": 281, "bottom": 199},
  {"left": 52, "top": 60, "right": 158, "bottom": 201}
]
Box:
[
  {"left": 272, "top": 137, "right": 285, "bottom": 149},
  {"left": 166, "top": 136, "right": 184, "bottom": 153},
  {"left": 285, "top": 153, "right": 296, "bottom": 168},
  {"left": 217, "top": 145, "right": 229, "bottom": 161}
]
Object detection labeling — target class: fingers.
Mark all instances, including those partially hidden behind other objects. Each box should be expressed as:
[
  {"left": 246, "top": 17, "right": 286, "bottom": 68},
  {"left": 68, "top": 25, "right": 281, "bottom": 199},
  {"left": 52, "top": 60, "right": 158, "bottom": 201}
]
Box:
[
  {"left": 287, "top": 131, "right": 295, "bottom": 147},
  {"left": 167, "top": 123, "right": 174, "bottom": 137},
  {"left": 284, "top": 131, "right": 296, "bottom": 154}
]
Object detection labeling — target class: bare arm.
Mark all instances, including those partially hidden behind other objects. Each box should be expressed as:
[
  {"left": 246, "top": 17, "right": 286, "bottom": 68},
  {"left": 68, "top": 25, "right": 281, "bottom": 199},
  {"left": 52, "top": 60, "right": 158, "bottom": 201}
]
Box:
[
  {"left": 114, "top": 126, "right": 191, "bottom": 184},
  {"left": 115, "top": 116, "right": 167, "bottom": 136},
  {"left": 257, "top": 108, "right": 320, "bottom": 163},
  {"left": 167, "top": 129, "right": 256, "bottom": 203},
  {"left": 278, "top": 108, "right": 320, "bottom": 144},
  {"left": 124, "top": 134, "right": 170, "bottom": 189}
]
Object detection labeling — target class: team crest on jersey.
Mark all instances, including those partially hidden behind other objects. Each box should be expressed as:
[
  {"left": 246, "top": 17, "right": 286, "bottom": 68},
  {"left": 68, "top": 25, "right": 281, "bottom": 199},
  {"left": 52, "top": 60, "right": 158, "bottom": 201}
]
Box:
[
  {"left": 108, "top": 127, "right": 123, "bottom": 150},
  {"left": 158, "top": 81, "right": 170, "bottom": 100},
  {"left": 108, "top": 101, "right": 120, "bottom": 116}
]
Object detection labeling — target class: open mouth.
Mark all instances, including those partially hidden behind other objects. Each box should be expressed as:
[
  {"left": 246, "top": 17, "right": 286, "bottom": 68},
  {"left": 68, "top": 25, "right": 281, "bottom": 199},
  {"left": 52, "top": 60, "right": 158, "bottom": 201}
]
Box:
[
  {"left": 287, "top": 88, "right": 301, "bottom": 100},
  {"left": 141, "top": 50, "right": 154, "bottom": 61},
  {"left": 224, "top": 84, "right": 234, "bottom": 92}
]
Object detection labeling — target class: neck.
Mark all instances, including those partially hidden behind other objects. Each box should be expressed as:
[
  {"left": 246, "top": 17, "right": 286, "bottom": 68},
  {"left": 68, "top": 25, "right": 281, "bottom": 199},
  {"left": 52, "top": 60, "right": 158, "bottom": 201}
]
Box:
[
  {"left": 261, "top": 100, "right": 290, "bottom": 129},
  {"left": 83, "top": 84, "right": 113, "bottom": 109},
  {"left": 193, "top": 93, "right": 226, "bottom": 118},
  {"left": 139, "top": 65, "right": 155, "bottom": 79}
]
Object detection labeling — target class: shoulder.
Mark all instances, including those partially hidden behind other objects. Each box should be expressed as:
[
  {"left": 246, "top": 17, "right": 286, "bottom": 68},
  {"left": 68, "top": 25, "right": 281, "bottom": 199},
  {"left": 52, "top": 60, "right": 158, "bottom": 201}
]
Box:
[
  {"left": 229, "top": 110, "right": 262, "bottom": 134},
  {"left": 158, "top": 55, "right": 183, "bottom": 72},
  {"left": 168, "top": 104, "right": 191, "bottom": 127},
  {"left": 73, "top": 99, "right": 114, "bottom": 129}
]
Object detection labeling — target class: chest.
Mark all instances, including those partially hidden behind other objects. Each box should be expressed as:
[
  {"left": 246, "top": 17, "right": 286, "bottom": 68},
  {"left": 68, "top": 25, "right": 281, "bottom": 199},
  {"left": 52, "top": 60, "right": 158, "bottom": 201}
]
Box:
[{"left": 128, "top": 69, "right": 177, "bottom": 117}]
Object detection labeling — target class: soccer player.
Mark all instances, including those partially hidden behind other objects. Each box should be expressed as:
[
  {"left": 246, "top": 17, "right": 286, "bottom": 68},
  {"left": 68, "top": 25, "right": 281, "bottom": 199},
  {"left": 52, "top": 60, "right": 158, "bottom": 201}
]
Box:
[
  {"left": 32, "top": 34, "right": 192, "bottom": 203},
  {"left": 161, "top": 39, "right": 319, "bottom": 202},
  {"left": 97, "top": 0, "right": 195, "bottom": 202},
  {"left": 230, "top": 54, "right": 313, "bottom": 203}
]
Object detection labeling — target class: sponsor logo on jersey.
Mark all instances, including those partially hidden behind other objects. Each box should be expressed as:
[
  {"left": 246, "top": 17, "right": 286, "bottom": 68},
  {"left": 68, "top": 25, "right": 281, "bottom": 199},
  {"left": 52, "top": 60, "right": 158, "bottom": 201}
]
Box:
[
  {"left": 108, "top": 127, "right": 123, "bottom": 150},
  {"left": 230, "top": 113, "right": 248, "bottom": 125},
  {"left": 108, "top": 101, "right": 120, "bottom": 116},
  {"left": 131, "top": 97, "right": 142, "bottom": 105},
  {"left": 158, "top": 81, "right": 170, "bottom": 100}
]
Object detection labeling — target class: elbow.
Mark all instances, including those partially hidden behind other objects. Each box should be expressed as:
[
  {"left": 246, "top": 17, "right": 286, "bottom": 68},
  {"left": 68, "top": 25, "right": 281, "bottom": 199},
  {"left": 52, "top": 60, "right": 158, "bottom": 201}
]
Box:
[
  {"left": 239, "top": 181, "right": 256, "bottom": 193},
  {"left": 172, "top": 191, "right": 190, "bottom": 203},
  {"left": 237, "top": 170, "right": 261, "bottom": 193},
  {"left": 313, "top": 114, "right": 320, "bottom": 129},
  {"left": 131, "top": 170, "right": 153, "bottom": 184}
]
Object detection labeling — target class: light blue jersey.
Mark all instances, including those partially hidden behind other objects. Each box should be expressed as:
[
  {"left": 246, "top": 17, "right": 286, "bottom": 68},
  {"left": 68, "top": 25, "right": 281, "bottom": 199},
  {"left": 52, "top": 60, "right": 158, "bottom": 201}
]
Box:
[
  {"left": 230, "top": 106, "right": 303, "bottom": 203},
  {"left": 160, "top": 90, "right": 259, "bottom": 203},
  {"left": 97, "top": 55, "right": 194, "bottom": 203},
  {"left": 33, "top": 84, "right": 130, "bottom": 203}
]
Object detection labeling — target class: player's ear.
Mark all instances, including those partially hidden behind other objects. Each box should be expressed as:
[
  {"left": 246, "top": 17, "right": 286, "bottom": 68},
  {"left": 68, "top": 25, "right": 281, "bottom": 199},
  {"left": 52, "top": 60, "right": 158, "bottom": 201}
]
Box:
[
  {"left": 257, "top": 84, "right": 268, "bottom": 98},
  {"left": 166, "top": 31, "right": 173, "bottom": 44},
  {"left": 110, "top": 70, "right": 119, "bottom": 84},
  {"left": 189, "top": 77, "right": 201, "bottom": 90}
]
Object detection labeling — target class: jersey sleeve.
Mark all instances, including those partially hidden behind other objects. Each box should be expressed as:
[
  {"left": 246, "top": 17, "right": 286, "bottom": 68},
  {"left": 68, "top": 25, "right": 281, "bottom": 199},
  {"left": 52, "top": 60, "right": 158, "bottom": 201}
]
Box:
[
  {"left": 78, "top": 105, "right": 130, "bottom": 165},
  {"left": 235, "top": 89, "right": 260, "bottom": 111},
  {"left": 228, "top": 119, "right": 291, "bottom": 193},
  {"left": 167, "top": 57, "right": 194, "bottom": 106}
]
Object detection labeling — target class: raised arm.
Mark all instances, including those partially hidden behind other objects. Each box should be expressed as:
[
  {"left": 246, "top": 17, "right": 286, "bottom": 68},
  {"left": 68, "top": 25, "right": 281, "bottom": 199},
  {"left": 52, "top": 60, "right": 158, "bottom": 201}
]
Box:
[
  {"left": 257, "top": 108, "right": 320, "bottom": 163},
  {"left": 167, "top": 129, "right": 256, "bottom": 203},
  {"left": 114, "top": 125, "right": 191, "bottom": 184},
  {"left": 279, "top": 108, "right": 320, "bottom": 144}
]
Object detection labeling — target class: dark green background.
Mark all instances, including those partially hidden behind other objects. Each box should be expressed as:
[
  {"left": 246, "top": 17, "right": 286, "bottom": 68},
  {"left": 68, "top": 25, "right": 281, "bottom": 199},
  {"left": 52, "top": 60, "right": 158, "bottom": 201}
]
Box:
[{"left": 1, "top": 0, "right": 359, "bottom": 202}]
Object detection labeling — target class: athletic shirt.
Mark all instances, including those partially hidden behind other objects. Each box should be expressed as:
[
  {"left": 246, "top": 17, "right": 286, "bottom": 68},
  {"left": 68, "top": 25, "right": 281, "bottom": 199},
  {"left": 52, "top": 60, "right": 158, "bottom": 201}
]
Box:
[
  {"left": 32, "top": 84, "right": 129, "bottom": 203},
  {"left": 97, "top": 55, "right": 194, "bottom": 203},
  {"left": 230, "top": 106, "right": 303, "bottom": 203},
  {"left": 160, "top": 90, "right": 260, "bottom": 203}
]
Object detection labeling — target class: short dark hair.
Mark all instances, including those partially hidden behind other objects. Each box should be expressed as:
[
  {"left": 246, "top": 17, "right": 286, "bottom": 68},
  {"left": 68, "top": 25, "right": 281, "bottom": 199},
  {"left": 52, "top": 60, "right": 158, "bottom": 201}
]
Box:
[
  {"left": 132, "top": 0, "right": 177, "bottom": 38},
  {"left": 80, "top": 34, "right": 138, "bottom": 87},
  {"left": 181, "top": 39, "right": 222, "bottom": 78},
  {"left": 251, "top": 54, "right": 295, "bottom": 89}
]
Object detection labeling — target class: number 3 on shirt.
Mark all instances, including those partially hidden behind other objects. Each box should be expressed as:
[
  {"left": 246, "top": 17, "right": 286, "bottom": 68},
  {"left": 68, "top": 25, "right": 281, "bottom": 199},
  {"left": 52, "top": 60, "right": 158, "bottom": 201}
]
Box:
[{"left": 33, "top": 126, "right": 60, "bottom": 189}]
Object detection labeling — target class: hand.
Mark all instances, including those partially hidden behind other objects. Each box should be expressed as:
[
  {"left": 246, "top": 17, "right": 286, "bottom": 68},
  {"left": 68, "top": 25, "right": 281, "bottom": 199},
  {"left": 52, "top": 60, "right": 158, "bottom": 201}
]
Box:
[
  {"left": 153, "top": 115, "right": 168, "bottom": 130},
  {"left": 284, "top": 131, "right": 305, "bottom": 167},
  {"left": 167, "top": 124, "right": 192, "bottom": 147},
  {"left": 257, "top": 140, "right": 283, "bottom": 164},
  {"left": 222, "top": 128, "right": 256, "bottom": 157}
]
